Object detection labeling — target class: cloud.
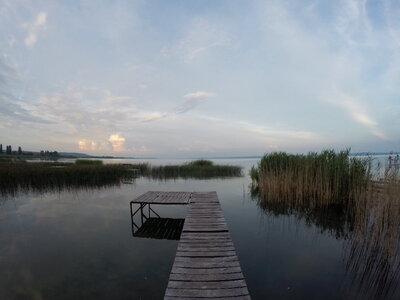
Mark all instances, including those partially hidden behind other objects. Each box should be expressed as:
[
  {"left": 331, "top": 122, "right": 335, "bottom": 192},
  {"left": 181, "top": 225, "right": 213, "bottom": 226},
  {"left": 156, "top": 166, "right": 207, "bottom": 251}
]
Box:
[
  {"left": 0, "top": 57, "right": 49, "bottom": 125},
  {"left": 24, "top": 12, "right": 47, "bottom": 47},
  {"left": 78, "top": 139, "right": 99, "bottom": 151},
  {"left": 108, "top": 133, "right": 126, "bottom": 152},
  {"left": 183, "top": 91, "right": 216, "bottom": 100},
  {"left": 161, "top": 18, "right": 231, "bottom": 61},
  {"left": 138, "top": 83, "right": 148, "bottom": 89},
  {"left": 241, "top": 121, "right": 320, "bottom": 142},
  {"left": 137, "top": 145, "right": 150, "bottom": 153},
  {"left": 329, "top": 90, "right": 389, "bottom": 140},
  {"left": 102, "top": 90, "right": 131, "bottom": 103},
  {"left": 137, "top": 111, "right": 167, "bottom": 122},
  {"left": 178, "top": 91, "right": 215, "bottom": 113},
  {"left": 36, "top": 87, "right": 136, "bottom": 133}
]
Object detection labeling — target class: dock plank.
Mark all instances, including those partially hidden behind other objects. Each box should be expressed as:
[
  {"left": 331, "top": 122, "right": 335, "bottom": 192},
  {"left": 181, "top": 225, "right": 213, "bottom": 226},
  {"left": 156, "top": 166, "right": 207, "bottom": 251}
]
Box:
[
  {"left": 166, "top": 191, "right": 250, "bottom": 299},
  {"left": 131, "top": 191, "right": 250, "bottom": 299},
  {"left": 165, "top": 287, "right": 249, "bottom": 298}
]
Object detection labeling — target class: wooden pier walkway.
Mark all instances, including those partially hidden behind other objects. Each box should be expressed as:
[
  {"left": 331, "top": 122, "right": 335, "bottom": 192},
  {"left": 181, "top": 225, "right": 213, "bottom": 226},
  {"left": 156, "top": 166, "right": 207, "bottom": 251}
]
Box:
[{"left": 131, "top": 191, "right": 251, "bottom": 299}]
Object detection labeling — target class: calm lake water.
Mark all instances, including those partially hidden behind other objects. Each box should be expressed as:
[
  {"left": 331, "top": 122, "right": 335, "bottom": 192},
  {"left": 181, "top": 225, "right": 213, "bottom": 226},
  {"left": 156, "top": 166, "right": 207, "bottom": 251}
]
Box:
[{"left": 1, "top": 157, "right": 398, "bottom": 299}]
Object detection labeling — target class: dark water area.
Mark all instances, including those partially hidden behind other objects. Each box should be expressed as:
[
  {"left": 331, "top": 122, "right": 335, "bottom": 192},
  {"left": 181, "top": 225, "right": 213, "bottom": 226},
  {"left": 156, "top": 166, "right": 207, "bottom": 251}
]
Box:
[{"left": 0, "top": 158, "right": 398, "bottom": 299}]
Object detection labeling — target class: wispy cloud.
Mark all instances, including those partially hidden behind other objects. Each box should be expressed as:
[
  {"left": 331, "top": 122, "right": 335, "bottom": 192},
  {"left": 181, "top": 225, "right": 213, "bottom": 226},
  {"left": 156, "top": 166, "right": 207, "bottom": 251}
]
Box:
[
  {"left": 329, "top": 90, "right": 389, "bottom": 140},
  {"left": 183, "top": 91, "right": 216, "bottom": 100},
  {"left": 177, "top": 91, "right": 215, "bottom": 113},
  {"left": 24, "top": 11, "right": 47, "bottom": 47},
  {"left": 161, "top": 18, "right": 230, "bottom": 61},
  {"left": 136, "top": 111, "right": 167, "bottom": 122},
  {"left": 1, "top": 1, "right": 399, "bottom": 154},
  {"left": 0, "top": 58, "right": 49, "bottom": 125}
]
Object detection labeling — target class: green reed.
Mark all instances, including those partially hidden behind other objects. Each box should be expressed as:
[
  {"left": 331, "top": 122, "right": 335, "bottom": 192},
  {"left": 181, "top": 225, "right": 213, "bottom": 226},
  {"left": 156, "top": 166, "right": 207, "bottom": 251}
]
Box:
[
  {"left": 0, "top": 162, "right": 145, "bottom": 195},
  {"left": 75, "top": 159, "right": 103, "bottom": 165},
  {"left": 251, "top": 150, "right": 400, "bottom": 298},
  {"left": 0, "top": 159, "right": 242, "bottom": 195},
  {"left": 250, "top": 149, "right": 371, "bottom": 210},
  {"left": 144, "top": 160, "right": 242, "bottom": 179}
]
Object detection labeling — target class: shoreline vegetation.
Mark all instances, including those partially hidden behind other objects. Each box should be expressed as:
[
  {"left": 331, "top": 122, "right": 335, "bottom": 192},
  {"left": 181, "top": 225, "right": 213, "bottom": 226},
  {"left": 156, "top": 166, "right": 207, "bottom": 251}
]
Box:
[
  {"left": 250, "top": 149, "right": 400, "bottom": 299},
  {"left": 0, "top": 159, "right": 242, "bottom": 195}
]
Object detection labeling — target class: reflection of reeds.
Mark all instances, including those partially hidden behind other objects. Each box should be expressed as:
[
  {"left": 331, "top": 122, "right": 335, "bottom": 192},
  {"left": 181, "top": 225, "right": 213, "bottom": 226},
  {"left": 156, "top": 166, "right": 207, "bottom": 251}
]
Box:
[
  {"left": 251, "top": 151, "right": 400, "bottom": 299},
  {"left": 0, "top": 162, "right": 148, "bottom": 196},
  {"left": 0, "top": 160, "right": 242, "bottom": 196},
  {"left": 345, "top": 171, "right": 400, "bottom": 299}
]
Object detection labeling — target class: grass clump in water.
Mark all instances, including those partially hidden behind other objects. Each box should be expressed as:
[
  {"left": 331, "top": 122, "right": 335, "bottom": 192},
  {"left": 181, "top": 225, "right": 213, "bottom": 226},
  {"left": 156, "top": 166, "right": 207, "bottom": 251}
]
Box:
[
  {"left": 250, "top": 149, "right": 371, "bottom": 209},
  {"left": 186, "top": 159, "right": 214, "bottom": 167},
  {"left": 251, "top": 149, "right": 400, "bottom": 298},
  {"left": 75, "top": 159, "right": 103, "bottom": 165},
  {"left": 145, "top": 159, "right": 242, "bottom": 179},
  {"left": 0, "top": 162, "right": 145, "bottom": 195}
]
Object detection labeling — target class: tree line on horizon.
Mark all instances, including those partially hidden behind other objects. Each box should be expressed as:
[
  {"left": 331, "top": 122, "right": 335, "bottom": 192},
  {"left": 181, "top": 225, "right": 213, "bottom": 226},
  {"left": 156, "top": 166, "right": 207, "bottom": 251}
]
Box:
[{"left": 0, "top": 144, "right": 58, "bottom": 157}]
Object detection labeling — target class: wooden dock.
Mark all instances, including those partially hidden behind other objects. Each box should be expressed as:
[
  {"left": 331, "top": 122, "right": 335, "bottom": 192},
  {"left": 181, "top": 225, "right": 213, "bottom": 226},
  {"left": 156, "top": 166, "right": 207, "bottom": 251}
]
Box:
[{"left": 130, "top": 191, "right": 251, "bottom": 299}]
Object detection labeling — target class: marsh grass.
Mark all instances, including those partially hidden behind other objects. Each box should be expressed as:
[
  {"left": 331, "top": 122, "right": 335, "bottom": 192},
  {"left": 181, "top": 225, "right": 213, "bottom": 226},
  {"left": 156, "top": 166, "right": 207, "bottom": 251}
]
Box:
[
  {"left": 0, "top": 162, "right": 144, "bottom": 195},
  {"left": 144, "top": 160, "right": 242, "bottom": 179},
  {"left": 344, "top": 169, "right": 400, "bottom": 299},
  {"left": 75, "top": 159, "right": 103, "bottom": 165},
  {"left": 0, "top": 159, "right": 242, "bottom": 195},
  {"left": 250, "top": 149, "right": 371, "bottom": 211},
  {"left": 251, "top": 150, "right": 400, "bottom": 298}
]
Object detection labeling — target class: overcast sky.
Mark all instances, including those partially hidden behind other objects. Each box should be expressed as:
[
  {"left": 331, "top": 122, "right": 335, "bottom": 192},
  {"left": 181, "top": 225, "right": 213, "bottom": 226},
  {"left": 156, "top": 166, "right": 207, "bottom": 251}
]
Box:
[{"left": 0, "top": 0, "right": 399, "bottom": 157}]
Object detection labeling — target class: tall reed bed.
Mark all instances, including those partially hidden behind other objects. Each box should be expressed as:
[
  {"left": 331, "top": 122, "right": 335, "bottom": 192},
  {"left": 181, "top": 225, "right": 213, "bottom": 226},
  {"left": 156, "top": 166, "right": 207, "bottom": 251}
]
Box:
[
  {"left": 0, "top": 162, "right": 147, "bottom": 195},
  {"left": 251, "top": 150, "right": 400, "bottom": 298},
  {"left": 0, "top": 159, "right": 242, "bottom": 195},
  {"left": 250, "top": 150, "right": 371, "bottom": 210},
  {"left": 144, "top": 160, "right": 242, "bottom": 179},
  {"left": 345, "top": 168, "right": 400, "bottom": 299}
]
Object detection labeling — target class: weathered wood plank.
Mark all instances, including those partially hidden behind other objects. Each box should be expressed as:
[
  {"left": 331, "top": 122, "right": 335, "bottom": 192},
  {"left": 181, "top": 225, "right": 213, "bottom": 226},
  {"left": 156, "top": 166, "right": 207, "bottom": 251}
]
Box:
[
  {"left": 171, "top": 266, "right": 242, "bottom": 275},
  {"left": 181, "top": 232, "right": 230, "bottom": 237},
  {"left": 180, "top": 234, "right": 231, "bottom": 239},
  {"left": 165, "top": 287, "right": 249, "bottom": 298},
  {"left": 177, "top": 246, "right": 235, "bottom": 252},
  {"left": 177, "top": 242, "right": 235, "bottom": 248},
  {"left": 176, "top": 250, "right": 237, "bottom": 257},
  {"left": 174, "top": 257, "right": 239, "bottom": 264},
  {"left": 167, "top": 279, "right": 247, "bottom": 289},
  {"left": 131, "top": 191, "right": 250, "bottom": 299},
  {"left": 165, "top": 296, "right": 251, "bottom": 300},
  {"left": 169, "top": 273, "right": 244, "bottom": 282},
  {"left": 183, "top": 227, "right": 228, "bottom": 230},
  {"left": 131, "top": 191, "right": 192, "bottom": 204},
  {"left": 172, "top": 260, "right": 240, "bottom": 268}
]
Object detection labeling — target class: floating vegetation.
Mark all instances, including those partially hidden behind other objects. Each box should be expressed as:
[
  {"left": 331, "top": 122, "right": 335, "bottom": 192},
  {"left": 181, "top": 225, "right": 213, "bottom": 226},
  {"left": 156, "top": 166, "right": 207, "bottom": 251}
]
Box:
[{"left": 250, "top": 150, "right": 400, "bottom": 299}]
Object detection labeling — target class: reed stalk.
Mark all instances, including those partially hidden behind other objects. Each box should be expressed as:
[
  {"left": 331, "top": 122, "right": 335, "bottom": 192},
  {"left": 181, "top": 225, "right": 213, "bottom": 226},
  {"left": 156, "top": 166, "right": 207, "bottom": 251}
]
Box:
[{"left": 251, "top": 150, "right": 400, "bottom": 298}]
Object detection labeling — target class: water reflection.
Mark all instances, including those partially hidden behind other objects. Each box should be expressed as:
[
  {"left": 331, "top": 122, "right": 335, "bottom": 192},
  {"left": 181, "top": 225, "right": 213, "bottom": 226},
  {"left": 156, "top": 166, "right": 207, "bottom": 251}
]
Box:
[
  {"left": 130, "top": 202, "right": 184, "bottom": 240},
  {"left": 251, "top": 189, "right": 400, "bottom": 300},
  {"left": 132, "top": 218, "right": 184, "bottom": 240},
  {"left": 1, "top": 157, "right": 398, "bottom": 299}
]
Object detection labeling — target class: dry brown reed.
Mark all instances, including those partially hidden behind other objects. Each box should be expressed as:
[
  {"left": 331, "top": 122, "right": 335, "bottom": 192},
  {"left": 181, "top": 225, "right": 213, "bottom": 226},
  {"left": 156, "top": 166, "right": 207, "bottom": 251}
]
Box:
[
  {"left": 345, "top": 169, "right": 400, "bottom": 299},
  {"left": 251, "top": 150, "right": 400, "bottom": 298},
  {"left": 250, "top": 150, "right": 371, "bottom": 212}
]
